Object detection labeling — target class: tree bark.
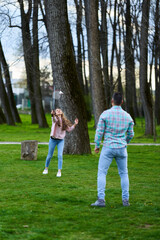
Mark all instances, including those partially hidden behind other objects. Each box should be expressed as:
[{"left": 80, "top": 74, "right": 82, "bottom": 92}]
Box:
[
  {"left": 81, "top": 29, "right": 89, "bottom": 95},
  {"left": 84, "top": 0, "right": 106, "bottom": 126},
  {"left": 0, "top": 106, "right": 6, "bottom": 124},
  {"left": 74, "top": 0, "right": 84, "bottom": 93},
  {"left": 99, "top": 0, "right": 110, "bottom": 108},
  {"left": 0, "top": 65, "right": 15, "bottom": 125},
  {"left": 140, "top": 0, "right": 153, "bottom": 135},
  {"left": 154, "top": 0, "right": 160, "bottom": 125},
  {"left": 32, "top": 0, "right": 48, "bottom": 127},
  {"left": 0, "top": 41, "right": 22, "bottom": 123},
  {"left": 108, "top": 0, "right": 117, "bottom": 99},
  {"left": 45, "top": 0, "right": 91, "bottom": 154},
  {"left": 125, "top": 0, "right": 135, "bottom": 122},
  {"left": 116, "top": 4, "right": 123, "bottom": 95},
  {"left": 18, "top": 0, "right": 37, "bottom": 124}
]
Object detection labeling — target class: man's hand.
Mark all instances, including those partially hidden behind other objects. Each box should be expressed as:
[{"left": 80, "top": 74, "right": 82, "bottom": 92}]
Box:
[{"left": 94, "top": 148, "right": 99, "bottom": 153}]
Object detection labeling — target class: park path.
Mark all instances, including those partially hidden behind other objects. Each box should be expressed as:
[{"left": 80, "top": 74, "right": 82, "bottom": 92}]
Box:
[{"left": 0, "top": 142, "right": 160, "bottom": 146}]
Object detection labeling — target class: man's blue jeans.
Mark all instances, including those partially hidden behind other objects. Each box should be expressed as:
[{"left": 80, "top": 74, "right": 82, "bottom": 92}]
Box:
[
  {"left": 97, "top": 146, "right": 129, "bottom": 201},
  {"left": 45, "top": 138, "right": 64, "bottom": 169}
]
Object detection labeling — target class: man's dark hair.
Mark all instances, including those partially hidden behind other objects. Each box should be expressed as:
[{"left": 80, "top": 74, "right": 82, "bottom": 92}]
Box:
[{"left": 112, "top": 92, "right": 123, "bottom": 105}]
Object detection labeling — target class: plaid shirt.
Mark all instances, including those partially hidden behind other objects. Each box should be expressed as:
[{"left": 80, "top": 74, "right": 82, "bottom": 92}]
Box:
[{"left": 95, "top": 106, "right": 134, "bottom": 148}]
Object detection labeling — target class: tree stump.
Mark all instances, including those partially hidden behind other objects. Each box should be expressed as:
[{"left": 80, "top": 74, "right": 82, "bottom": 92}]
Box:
[{"left": 21, "top": 140, "right": 38, "bottom": 160}]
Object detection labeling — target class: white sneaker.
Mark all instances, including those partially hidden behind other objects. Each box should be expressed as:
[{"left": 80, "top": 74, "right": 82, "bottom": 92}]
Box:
[
  {"left": 43, "top": 169, "right": 48, "bottom": 174},
  {"left": 56, "top": 171, "right": 61, "bottom": 177}
]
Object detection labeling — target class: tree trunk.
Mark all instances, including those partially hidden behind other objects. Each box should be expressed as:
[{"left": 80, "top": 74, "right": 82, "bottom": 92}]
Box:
[
  {"left": 154, "top": 0, "right": 160, "bottom": 125},
  {"left": 45, "top": 0, "right": 91, "bottom": 154},
  {"left": 81, "top": 29, "right": 89, "bottom": 95},
  {"left": 32, "top": 0, "right": 48, "bottom": 128},
  {"left": 108, "top": 0, "right": 117, "bottom": 99},
  {"left": 18, "top": 0, "right": 37, "bottom": 124},
  {"left": 0, "top": 41, "right": 22, "bottom": 123},
  {"left": 21, "top": 140, "right": 38, "bottom": 160},
  {"left": 99, "top": 0, "right": 110, "bottom": 108},
  {"left": 0, "top": 106, "right": 6, "bottom": 124},
  {"left": 74, "top": 0, "right": 84, "bottom": 93},
  {"left": 0, "top": 65, "right": 15, "bottom": 125},
  {"left": 125, "top": 0, "right": 135, "bottom": 123},
  {"left": 140, "top": 0, "right": 153, "bottom": 135},
  {"left": 116, "top": 4, "right": 123, "bottom": 95},
  {"left": 84, "top": 0, "right": 106, "bottom": 126}
]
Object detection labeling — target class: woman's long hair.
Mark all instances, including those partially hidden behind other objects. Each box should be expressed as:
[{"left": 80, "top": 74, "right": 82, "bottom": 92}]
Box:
[{"left": 61, "top": 112, "right": 72, "bottom": 131}]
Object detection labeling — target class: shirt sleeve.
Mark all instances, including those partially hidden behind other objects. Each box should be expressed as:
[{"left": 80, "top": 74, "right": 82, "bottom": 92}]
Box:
[
  {"left": 66, "top": 125, "right": 75, "bottom": 132},
  {"left": 94, "top": 113, "right": 105, "bottom": 148},
  {"left": 52, "top": 116, "right": 58, "bottom": 123},
  {"left": 126, "top": 119, "right": 134, "bottom": 143}
]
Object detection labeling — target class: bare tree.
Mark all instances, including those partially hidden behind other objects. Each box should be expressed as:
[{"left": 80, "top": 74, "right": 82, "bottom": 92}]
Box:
[
  {"left": 99, "top": 0, "right": 110, "bottom": 108},
  {"left": 108, "top": 0, "right": 117, "bottom": 97},
  {"left": 0, "top": 64, "right": 15, "bottom": 125},
  {"left": 0, "top": 41, "right": 22, "bottom": 123},
  {"left": 125, "top": 0, "right": 135, "bottom": 122},
  {"left": 32, "top": 0, "right": 48, "bottom": 127},
  {"left": 140, "top": 0, "right": 153, "bottom": 135},
  {"left": 154, "top": 0, "right": 160, "bottom": 125},
  {"left": 18, "top": 0, "right": 48, "bottom": 127},
  {"left": 115, "top": 3, "right": 123, "bottom": 95},
  {"left": 84, "top": 0, "right": 106, "bottom": 126},
  {"left": 74, "top": 0, "right": 84, "bottom": 93},
  {"left": 18, "top": 0, "right": 37, "bottom": 124},
  {"left": 45, "top": 0, "right": 91, "bottom": 154}
]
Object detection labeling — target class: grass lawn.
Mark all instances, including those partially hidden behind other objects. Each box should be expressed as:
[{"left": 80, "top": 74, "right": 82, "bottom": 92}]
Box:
[
  {"left": 0, "top": 144, "right": 160, "bottom": 240},
  {"left": 0, "top": 114, "right": 160, "bottom": 143}
]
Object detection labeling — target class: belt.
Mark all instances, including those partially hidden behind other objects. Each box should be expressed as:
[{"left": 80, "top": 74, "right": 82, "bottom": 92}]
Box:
[{"left": 51, "top": 136, "right": 62, "bottom": 140}]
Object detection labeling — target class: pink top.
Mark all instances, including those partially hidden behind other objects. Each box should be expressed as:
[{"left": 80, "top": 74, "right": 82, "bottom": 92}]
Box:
[{"left": 50, "top": 116, "right": 75, "bottom": 139}]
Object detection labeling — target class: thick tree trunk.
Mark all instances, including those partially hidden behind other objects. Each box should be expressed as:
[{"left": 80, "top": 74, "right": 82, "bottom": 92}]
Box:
[
  {"left": 0, "top": 41, "right": 22, "bottom": 123},
  {"left": 45, "top": 0, "right": 91, "bottom": 154},
  {"left": 84, "top": 0, "right": 106, "bottom": 126},
  {"left": 140, "top": 0, "right": 153, "bottom": 135},
  {"left": 32, "top": 0, "right": 48, "bottom": 128},
  {"left": 0, "top": 65, "right": 15, "bottom": 125}
]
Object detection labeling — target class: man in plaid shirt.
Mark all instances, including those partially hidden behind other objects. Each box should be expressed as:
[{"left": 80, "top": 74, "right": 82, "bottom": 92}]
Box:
[{"left": 91, "top": 92, "right": 134, "bottom": 207}]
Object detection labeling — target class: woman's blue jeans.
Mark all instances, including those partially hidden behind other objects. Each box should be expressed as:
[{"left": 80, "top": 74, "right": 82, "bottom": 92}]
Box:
[
  {"left": 97, "top": 146, "right": 129, "bottom": 201},
  {"left": 45, "top": 138, "right": 64, "bottom": 169}
]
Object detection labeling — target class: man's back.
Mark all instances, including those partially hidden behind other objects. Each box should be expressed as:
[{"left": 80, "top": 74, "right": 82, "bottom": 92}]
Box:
[{"left": 95, "top": 106, "right": 134, "bottom": 148}]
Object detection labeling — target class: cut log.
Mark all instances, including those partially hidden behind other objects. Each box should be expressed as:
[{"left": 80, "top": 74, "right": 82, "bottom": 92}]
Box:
[{"left": 21, "top": 140, "right": 38, "bottom": 160}]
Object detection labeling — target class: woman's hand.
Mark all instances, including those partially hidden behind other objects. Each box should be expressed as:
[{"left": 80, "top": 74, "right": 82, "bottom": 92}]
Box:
[
  {"left": 51, "top": 110, "right": 56, "bottom": 115},
  {"left": 74, "top": 118, "right": 78, "bottom": 125}
]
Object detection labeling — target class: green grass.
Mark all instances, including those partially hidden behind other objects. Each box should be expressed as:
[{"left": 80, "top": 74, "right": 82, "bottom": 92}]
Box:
[
  {"left": 0, "top": 114, "right": 160, "bottom": 143},
  {"left": 0, "top": 145, "right": 160, "bottom": 239},
  {"left": 0, "top": 114, "right": 51, "bottom": 142}
]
